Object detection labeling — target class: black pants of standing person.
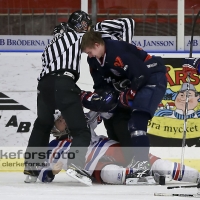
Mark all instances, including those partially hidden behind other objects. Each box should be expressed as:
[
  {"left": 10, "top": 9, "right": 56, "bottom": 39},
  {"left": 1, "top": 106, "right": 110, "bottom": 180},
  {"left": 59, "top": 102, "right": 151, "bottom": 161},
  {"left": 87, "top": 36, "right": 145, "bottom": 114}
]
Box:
[
  {"left": 24, "top": 72, "right": 91, "bottom": 173},
  {"left": 103, "top": 107, "right": 133, "bottom": 166}
]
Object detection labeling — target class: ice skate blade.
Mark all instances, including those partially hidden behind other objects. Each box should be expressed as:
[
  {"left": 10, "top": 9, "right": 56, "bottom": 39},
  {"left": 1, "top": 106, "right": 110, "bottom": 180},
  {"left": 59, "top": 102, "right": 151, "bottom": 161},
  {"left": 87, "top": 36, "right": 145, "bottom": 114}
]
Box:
[{"left": 66, "top": 169, "right": 92, "bottom": 186}]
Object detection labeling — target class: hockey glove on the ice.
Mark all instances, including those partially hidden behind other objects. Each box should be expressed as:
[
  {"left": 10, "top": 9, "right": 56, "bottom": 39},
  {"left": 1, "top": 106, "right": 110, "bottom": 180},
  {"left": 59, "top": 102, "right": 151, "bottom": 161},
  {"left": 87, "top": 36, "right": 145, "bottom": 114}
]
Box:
[{"left": 182, "top": 57, "right": 200, "bottom": 75}]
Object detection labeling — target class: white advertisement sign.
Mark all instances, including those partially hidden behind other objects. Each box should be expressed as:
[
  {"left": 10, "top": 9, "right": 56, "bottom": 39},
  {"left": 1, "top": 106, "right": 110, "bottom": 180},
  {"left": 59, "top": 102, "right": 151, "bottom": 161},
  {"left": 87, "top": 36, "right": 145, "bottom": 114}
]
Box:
[
  {"left": 0, "top": 35, "right": 52, "bottom": 51},
  {"left": 184, "top": 36, "right": 200, "bottom": 51},
  {"left": 1, "top": 35, "right": 200, "bottom": 52},
  {"left": 132, "top": 36, "right": 176, "bottom": 51},
  {"left": 0, "top": 52, "right": 199, "bottom": 172},
  {"left": 0, "top": 35, "right": 177, "bottom": 51}
]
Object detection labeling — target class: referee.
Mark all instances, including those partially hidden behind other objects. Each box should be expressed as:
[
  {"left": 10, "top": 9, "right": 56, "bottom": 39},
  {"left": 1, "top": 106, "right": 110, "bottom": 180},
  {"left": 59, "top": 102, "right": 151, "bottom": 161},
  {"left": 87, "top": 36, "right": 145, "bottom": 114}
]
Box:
[
  {"left": 24, "top": 27, "right": 91, "bottom": 179},
  {"left": 93, "top": 18, "right": 135, "bottom": 43}
]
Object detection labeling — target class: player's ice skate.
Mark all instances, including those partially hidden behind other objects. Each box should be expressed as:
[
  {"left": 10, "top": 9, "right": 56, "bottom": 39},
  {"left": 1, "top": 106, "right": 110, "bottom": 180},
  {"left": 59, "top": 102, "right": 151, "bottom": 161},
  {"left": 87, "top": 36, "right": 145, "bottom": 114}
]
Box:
[
  {"left": 24, "top": 175, "right": 37, "bottom": 183},
  {"left": 66, "top": 163, "right": 92, "bottom": 186},
  {"left": 125, "top": 169, "right": 155, "bottom": 185},
  {"left": 24, "top": 165, "right": 39, "bottom": 183}
]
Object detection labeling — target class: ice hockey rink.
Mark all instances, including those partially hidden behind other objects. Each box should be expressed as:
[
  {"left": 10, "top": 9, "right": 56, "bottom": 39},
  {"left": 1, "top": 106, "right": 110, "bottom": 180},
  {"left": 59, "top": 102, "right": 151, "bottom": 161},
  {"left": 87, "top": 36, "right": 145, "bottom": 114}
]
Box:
[
  {"left": 0, "top": 172, "right": 199, "bottom": 200},
  {"left": 0, "top": 53, "right": 199, "bottom": 199}
]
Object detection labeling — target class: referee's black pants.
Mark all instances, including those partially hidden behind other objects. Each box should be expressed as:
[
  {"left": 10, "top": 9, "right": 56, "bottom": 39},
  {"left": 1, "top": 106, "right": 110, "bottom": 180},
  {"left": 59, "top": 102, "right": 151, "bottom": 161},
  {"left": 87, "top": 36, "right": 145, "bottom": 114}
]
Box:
[{"left": 25, "top": 73, "right": 91, "bottom": 168}]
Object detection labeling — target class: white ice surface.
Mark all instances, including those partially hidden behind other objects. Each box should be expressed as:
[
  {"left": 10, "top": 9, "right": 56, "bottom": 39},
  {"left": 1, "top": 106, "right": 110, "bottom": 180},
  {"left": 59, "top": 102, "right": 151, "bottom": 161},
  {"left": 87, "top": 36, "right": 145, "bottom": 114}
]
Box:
[{"left": 0, "top": 172, "right": 199, "bottom": 200}]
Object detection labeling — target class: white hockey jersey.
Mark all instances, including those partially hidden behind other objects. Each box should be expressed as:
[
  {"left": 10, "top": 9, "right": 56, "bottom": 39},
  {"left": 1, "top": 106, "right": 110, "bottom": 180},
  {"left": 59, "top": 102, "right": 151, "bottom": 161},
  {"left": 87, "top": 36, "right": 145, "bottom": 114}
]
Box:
[{"left": 38, "top": 113, "right": 117, "bottom": 182}]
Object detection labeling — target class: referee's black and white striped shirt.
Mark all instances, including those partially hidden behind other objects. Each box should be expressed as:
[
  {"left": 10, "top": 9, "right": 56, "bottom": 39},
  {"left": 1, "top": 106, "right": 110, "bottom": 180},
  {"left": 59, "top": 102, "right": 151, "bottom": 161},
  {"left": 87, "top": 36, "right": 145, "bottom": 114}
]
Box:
[
  {"left": 94, "top": 18, "right": 135, "bottom": 44},
  {"left": 38, "top": 29, "right": 116, "bottom": 82},
  {"left": 38, "top": 30, "right": 84, "bottom": 82}
]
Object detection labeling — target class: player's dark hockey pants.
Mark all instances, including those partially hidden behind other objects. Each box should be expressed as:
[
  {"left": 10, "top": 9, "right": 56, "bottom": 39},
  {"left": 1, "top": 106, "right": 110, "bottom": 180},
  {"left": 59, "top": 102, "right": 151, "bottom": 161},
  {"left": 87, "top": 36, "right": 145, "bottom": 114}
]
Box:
[{"left": 103, "top": 72, "right": 167, "bottom": 164}]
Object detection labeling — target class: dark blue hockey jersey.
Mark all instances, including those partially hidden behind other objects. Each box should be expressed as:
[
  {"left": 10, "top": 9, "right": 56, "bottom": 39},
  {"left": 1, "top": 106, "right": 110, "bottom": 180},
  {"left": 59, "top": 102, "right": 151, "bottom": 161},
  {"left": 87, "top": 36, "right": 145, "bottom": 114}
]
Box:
[{"left": 88, "top": 39, "right": 166, "bottom": 92}]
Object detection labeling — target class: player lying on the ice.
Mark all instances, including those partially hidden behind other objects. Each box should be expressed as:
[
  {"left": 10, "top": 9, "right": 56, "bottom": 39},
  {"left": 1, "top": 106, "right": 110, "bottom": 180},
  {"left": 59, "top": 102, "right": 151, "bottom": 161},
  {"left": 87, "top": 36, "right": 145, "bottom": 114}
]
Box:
[{"left": 37, "top": 110, "right": 200, "bottom": 185}]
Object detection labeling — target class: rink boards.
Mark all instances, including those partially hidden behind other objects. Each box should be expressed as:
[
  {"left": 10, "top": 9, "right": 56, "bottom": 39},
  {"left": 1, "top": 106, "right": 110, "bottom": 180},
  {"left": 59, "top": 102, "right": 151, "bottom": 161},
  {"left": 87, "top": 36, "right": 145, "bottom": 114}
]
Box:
[{"left": 0, "top": 52, "right": 199, "bottom": 172}]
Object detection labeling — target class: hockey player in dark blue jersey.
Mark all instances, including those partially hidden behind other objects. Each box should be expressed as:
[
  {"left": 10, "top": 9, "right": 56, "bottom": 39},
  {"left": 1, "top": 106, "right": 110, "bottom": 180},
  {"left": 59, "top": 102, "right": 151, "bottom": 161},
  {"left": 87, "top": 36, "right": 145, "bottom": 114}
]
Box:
[
  {"left": 52, "top": 10, "right": 136, "bottom": 166},
  {"left": 81, "top": 31, "right": 167, "bottom": 170}
]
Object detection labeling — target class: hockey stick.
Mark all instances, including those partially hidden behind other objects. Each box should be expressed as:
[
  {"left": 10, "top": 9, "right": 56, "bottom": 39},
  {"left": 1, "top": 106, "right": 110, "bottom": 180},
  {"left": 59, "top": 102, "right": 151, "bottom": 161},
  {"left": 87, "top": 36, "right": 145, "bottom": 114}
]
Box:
[
  {"left": 154, "top": 193, "right": 200, "bottom": 198},
  {"left": 189, "top": 10, "right": 200, "bottom": 58},
  {"left": 167, "top": 185, "right": 198, "bottom": 189},
  {"left": 180, "top": 10, "right": 200, "bottom": 179}
]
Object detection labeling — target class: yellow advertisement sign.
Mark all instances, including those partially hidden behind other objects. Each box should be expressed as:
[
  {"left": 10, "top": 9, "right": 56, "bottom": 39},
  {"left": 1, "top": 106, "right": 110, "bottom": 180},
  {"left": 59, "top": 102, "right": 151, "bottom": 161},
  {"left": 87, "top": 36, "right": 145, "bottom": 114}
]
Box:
[{"left": 148, "top": 64, "right": 200, "bottom": 140}]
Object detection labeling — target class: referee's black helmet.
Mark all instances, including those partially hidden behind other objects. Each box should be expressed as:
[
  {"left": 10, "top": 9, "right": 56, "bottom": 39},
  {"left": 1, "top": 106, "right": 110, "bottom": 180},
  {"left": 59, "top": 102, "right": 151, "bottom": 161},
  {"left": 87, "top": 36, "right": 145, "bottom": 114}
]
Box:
[{"left": 68, "top": 10, "right": 92, "bottom": 32}]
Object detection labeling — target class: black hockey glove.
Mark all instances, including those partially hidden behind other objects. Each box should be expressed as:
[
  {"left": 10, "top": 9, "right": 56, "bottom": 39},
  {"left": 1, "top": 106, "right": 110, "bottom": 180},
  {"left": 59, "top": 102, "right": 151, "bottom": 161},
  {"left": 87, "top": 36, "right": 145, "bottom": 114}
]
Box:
[
  {"left": 53, "top": 22, "right": 68, "bottom": 36},
  {"left": 112, "top": 79, "right": 131, "bottom": 92},
  {"left": 81, "top": 89, "right": 118, "bottom": 112},
  {"left": 118, "top": 89, "right": 136, "bottom": 108}
]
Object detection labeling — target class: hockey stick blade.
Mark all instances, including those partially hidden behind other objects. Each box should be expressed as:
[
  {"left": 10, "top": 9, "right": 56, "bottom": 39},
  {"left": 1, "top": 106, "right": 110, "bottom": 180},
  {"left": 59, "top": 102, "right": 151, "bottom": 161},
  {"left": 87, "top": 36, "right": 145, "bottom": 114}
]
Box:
[
  {"left": 154, "top": 193, "right": 200, "bottom": 198},
  {"left": 168, "top": 185, "right": 198, "bottom": 189}
]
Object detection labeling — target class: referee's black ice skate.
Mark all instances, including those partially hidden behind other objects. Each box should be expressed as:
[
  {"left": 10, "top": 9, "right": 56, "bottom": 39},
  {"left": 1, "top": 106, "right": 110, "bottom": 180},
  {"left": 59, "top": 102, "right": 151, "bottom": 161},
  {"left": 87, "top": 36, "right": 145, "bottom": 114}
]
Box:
[
  {"left": 66, "top": 163, "right": 93, "bottom": 186},
  {"left": 24, "top": 165, "right": 39, "bottom": 183}
]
